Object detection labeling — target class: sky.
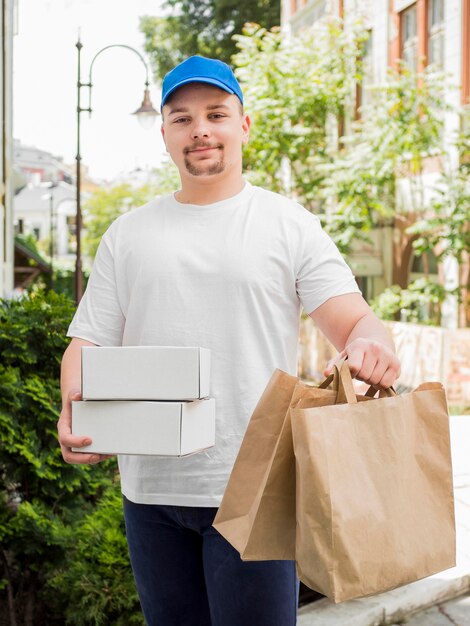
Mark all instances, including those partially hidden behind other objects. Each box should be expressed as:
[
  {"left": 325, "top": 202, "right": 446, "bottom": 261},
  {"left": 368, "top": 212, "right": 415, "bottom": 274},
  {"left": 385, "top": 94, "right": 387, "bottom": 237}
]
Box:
[{"left": 14, "top": 0, "right": 168, "bottom": 181}]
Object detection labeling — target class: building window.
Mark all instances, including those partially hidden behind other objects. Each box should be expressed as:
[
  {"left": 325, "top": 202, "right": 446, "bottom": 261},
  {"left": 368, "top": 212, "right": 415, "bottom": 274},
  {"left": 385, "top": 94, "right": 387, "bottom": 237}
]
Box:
[
  {"left": 357, "top": 30, "right": 374, "bottom": 114},
  {"left": 428, "top": 0, "right": 445, "bottom": 68},
  {"left": 290, "top": 0, "right": 326, "bottom": 33},
  {"left": 463, "top": 0, "right": 470, "bottom": 105},
  {"left": 410, "top": 250, "right": 439, "bottom": 276},
  {"left": 401, "top": 3, "right": 418, "bottom": 71},
  {"left": 393, "top": 0, "right": 447, "bottom": 74},
  {"left": 307, "top": 0, "right": 326, "bottom": 25}
]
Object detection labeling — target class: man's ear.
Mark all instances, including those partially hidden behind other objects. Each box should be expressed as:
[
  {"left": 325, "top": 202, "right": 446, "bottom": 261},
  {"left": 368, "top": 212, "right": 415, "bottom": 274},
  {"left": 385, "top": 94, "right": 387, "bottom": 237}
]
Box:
[
  {"left": 161, "top": 124, "right": 166, "bottom": 148},
  {"left": 242, "top": 114, "right": 251, "bottom": 145}
]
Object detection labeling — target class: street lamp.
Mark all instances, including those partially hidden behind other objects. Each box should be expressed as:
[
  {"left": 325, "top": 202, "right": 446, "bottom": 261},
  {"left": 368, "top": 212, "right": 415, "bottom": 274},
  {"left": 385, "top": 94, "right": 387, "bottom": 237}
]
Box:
[
  {"left": 46, "top": 182, "right": 58, "bottom": 282},
  {"left": 42, "top": 185, "right": 75, "bottom": 289},
  {"left": 75, "top": 39, "right": 158, "bottom": 303},
  {"left": 53, "top": 196, "right": 76, "bottom": 258}
]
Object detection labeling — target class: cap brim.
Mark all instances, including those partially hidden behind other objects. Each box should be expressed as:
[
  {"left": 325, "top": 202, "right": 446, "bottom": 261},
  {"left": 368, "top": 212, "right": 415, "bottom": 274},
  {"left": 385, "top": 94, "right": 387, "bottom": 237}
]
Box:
[{"left": 161, "top": 76, "right": 236, "bottom": 108}]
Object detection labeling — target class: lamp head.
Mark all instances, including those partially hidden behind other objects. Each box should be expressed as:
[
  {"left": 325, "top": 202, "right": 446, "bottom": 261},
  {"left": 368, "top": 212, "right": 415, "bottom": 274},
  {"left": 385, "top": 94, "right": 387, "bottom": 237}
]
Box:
[{"left": 133, "top": 88, "right": 159, "bottom": 129}]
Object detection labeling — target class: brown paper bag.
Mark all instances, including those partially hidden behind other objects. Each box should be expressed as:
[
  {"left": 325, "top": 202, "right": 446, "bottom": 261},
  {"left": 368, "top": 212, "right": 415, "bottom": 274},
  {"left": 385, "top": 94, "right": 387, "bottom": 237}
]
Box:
[
  {"left": 213, "top": 368, "right": 336, "bottom": 560},
  {"left": 291, "top": 361, "right": 456, "bottom": 603}
]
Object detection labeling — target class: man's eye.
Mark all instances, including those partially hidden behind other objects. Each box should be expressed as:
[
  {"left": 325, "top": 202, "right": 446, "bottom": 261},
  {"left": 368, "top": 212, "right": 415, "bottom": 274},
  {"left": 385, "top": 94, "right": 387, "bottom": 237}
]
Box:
[
  {"left": 210, "top": 114, "right": 225, "bottom": 119},
  {"left": 174, "top": 117, "right": 189, "bottom": 123}
]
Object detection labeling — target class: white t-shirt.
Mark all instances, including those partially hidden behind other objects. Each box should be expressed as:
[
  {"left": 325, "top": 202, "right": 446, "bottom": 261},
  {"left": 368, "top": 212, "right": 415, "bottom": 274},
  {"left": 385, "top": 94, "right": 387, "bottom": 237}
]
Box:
[{"left": 67, "top": 181, "right": 360, "bottom": 506}]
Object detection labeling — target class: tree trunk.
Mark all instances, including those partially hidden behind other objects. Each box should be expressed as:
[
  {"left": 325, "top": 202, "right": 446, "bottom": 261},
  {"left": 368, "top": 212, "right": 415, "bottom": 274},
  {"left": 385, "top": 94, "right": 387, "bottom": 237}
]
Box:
[
  {"left": 24, "top": 571, "right": 37, "bottom": 626},
  {"left": 459, "top": 252, "right": 470, "bottom": 328},
  {"left": 392, "top": 215, "right": 417, "bottom": 288},
  {"left": 1, "top": 548, "right": 18, "bottom": 626}
]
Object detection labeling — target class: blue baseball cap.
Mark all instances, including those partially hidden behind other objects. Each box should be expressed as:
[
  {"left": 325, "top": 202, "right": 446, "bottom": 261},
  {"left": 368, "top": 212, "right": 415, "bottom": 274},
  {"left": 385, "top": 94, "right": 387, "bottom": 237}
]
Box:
[{"left": 161, "top": 56, "right": 244, "bottom": 109}]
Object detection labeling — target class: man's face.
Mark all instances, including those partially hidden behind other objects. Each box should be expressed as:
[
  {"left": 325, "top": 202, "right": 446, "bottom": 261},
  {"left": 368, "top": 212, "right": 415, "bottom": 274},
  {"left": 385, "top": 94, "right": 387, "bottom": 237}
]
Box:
[{"left": 161, "top": 83, "right": 250, "bottom": 179}]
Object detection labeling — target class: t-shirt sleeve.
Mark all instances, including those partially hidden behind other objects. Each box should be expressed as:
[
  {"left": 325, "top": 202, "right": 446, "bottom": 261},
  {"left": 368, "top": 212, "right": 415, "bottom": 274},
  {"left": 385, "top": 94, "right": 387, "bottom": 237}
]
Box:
[
  {"left": 67, "top": 227, "right": 125, "bottom": 346},
  {"left": 296, "top": 216, "right": 361, "bottom": 315}
]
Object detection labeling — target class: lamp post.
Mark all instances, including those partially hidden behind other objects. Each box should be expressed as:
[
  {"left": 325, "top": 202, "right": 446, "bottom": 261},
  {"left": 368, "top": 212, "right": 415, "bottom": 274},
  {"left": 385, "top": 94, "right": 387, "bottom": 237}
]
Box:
[
  {"left": 53, "top": 195, "right": 76, "bottom": 257},
  {"left": 41, "top": 181, "right": 58, "bottom": 288},
  {"left": 43, "top": 186, "right": 75, "bottom": 289},
  {"left": 75, "top": 39, "right": 158, "bottom": 303},
  {"left": 47, "top": 182, "right": 58, "bottom": 283}
]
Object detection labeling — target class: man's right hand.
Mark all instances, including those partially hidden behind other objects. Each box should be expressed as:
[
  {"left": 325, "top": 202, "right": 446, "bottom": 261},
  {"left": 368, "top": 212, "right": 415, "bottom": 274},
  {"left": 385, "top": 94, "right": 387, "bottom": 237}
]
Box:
[{"left": 58, "top": 389, "right": 113, "bottom": 465}]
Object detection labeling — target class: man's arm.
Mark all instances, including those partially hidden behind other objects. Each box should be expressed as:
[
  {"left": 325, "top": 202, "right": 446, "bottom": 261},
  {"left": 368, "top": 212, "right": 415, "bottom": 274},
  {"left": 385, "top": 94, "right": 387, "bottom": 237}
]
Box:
[
  {"left": 58, "top": 337, "right": 112, "bottom": 464},
  {"left": 309, "top": 292, "right": 400, "bottom": 389}
]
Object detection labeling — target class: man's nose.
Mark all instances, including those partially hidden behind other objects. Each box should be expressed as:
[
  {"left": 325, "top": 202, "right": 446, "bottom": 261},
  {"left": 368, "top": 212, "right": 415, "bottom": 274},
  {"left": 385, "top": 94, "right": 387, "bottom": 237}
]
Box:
[{"left": 190, "top": 117, "right": 210, "bottom": 139}]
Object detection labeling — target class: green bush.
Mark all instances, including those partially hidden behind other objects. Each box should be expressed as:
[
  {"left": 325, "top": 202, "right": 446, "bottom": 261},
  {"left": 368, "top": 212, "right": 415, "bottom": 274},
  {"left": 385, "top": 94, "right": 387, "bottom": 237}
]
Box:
[
  {"left": 0, "top": 289, "right": 140, "bottom": 625},
  {"left": 371, "top": 278, "right": 449, "bottom": 325},
  {"left": 46, "top": 481, "right": 143, "bottom": 626},
  {"left": 52, "top": 266, "right": 89, "bottom": 300}
]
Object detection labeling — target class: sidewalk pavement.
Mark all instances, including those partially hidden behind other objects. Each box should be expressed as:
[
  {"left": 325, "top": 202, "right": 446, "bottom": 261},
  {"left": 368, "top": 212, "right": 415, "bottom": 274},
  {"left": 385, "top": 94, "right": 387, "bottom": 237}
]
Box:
[
  {"left": 297, "top": 414, "right": 470, "bottom": 626},
  {"left": 392, "top": 592, "right": 470, "bottom": 625}
]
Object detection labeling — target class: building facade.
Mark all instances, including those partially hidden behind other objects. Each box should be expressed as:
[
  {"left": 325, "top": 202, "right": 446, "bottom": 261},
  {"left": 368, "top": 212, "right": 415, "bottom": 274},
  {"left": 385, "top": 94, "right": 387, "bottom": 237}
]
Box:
[
  {"left": 14, "top": 179, "right": 76, "bottom": 260},
  {"left": 13, "top": 140, "right": 78, "bottom": 268},
  {"left": 282, "top": 0, "right": 469, "bottom": 327},
  {"left": 13, "top": 140, "right": 74, "bottom": 186},
  {"left": 1, "top": 0, "right": 16, "bottom": 297}
]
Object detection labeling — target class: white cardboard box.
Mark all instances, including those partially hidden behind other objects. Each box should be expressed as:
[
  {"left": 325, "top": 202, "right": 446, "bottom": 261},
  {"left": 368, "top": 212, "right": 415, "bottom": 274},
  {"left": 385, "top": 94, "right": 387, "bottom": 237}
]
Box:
[
  {"left": 72, "top": 398, "right": 215, "bottom": 456},
  {"left": 81, "top": 346, "right": 210, "bottom": 400}
]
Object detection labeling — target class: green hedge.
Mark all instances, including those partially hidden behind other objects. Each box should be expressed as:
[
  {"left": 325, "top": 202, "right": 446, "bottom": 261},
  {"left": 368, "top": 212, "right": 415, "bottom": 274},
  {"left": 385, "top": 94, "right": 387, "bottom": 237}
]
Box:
[{"left": 0, "top": 289, "right": 142, "bottom": 625}]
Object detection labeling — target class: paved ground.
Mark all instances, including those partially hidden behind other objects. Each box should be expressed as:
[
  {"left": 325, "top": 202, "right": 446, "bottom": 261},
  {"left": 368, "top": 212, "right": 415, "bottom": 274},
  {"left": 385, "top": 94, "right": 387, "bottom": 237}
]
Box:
[
  {"left": 393, "top": 593, "right": 470, "bottom": 625},
  {"left": 297, "top": 414, "right": 470, "bottom": 626}
]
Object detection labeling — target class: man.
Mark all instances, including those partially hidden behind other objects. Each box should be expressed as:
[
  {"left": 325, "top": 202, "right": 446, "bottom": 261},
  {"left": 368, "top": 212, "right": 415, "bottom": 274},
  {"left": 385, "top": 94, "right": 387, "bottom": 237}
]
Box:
[{"left": 58, "top": 56, "right": 400, "bottom": 625}]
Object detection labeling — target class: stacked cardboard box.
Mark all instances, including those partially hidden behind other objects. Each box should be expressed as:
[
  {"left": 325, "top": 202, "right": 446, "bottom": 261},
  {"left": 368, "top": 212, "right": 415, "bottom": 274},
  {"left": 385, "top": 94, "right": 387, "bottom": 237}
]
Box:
[{"left": 72, "top": 346, "right": 215, "bottom": 456}]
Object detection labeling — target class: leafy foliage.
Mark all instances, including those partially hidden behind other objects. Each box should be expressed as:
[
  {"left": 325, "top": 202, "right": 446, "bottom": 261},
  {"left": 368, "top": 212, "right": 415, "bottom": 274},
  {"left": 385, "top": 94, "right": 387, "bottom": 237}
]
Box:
[
  {"left": 406, "top": 126, "right": 470, "bottom": 324},
  {"left": 51, "top": 266, "right": 90, "bottom": 300},
  {"left": 140, "top": 0, "right": 280, "bottom": 81},
  {"left": 232, "top": 20, "right": 469, "bottom": 324},
  {"left": 317, "top": 63, "right": 448, "bottom": 252},
  {"left": 0, "top": 290, "right": 140, "bottom": 625},
  {"left": 408, "top": 125, "right": 470, "bottom": 263},
  {"left": 370, "top": 278, "right": 450, "bottom": 325},
  {"left": 46, "top": 482, "right": 143, "bottom": 626},
  {"left": 234, "top": 19, "right": 365, "bottom": 207},
  {"left": 15, "top": 233, "right": 46, "bottom": 261},
  {"left": 409, "top": 168, "right": 470, "bottom": 261}
]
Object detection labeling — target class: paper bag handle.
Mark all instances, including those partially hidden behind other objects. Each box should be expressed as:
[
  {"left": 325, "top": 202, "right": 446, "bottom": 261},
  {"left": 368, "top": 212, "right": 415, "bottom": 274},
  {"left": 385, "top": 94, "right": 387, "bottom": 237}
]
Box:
[
  {"left": 318, "top": 374, "right": 335, "bottom": 390},
  {"left": 334, "top": 360, "right": 357, "bottom": 404},
  {"left": 318, "top": 359, "right": 357, "bottom": 404},
  {"left": 364, "top": 385, "right": 396, "bottom": 398},
  {"left": 319, "top": 360, "right": 397, "bottom": 404}
]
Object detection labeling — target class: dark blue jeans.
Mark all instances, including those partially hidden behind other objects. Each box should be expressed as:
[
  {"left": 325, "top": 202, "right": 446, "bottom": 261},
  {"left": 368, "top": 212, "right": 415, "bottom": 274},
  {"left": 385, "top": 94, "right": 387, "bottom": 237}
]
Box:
[{"left": 123, "top": 497, "right": 299, "bottom": 626}]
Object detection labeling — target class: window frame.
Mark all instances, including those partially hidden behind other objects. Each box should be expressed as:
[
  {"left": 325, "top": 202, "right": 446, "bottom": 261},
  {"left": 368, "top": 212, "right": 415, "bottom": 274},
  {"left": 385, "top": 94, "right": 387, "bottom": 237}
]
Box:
[
  {"left": 400, "top": 3, "right": 419, "bottom": 71},
  {"left": 427, "top": 0, "right": 445, "bottom": 69},
  {"left": 463, "top": 0, "right": 470, "bottom": 106}
]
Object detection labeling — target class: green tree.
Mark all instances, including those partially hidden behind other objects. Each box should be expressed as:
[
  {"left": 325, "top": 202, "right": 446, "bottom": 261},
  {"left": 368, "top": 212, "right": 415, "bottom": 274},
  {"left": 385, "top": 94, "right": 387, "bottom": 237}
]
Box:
[
  {"left": 406, "top": 127, "right": 470, "bottom": 326},
  {"left": 140, "top": 0, "right": 280, "bottom": 81},
  {"left": 234, "top": 19, "right": 367, "bottom": 207},
  {"left": 317, "top": 63, "right": 448, "bottom": 254},
  {"left": 370, "top": 278, "right": 450, "bottom": 325}
]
